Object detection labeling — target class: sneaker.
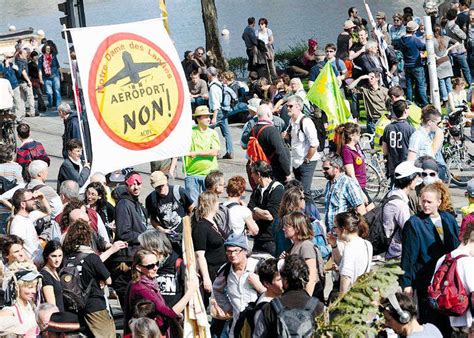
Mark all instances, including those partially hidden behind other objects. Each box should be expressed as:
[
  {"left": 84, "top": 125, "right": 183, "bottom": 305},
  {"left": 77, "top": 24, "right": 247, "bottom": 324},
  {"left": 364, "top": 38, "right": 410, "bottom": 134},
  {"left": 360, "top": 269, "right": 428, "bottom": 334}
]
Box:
[{"left": 222, "top": 153, "right": 233, "bottom": 159}]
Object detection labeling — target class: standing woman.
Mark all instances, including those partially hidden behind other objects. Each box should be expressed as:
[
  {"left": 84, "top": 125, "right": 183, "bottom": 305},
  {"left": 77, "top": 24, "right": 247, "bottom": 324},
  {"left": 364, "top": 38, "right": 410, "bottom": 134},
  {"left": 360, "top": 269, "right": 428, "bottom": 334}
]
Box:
[
  {"left": 124, "top": 249, "right": 198, "bottom": 337},
  {"left": 38, "top": 42, "right": 62, "bottom": 110},
  {"left": 433, "top": 25, "right": 456, "bottom": 106},
  {"left": 276, "top": 186, "right": 306, "bottom": 257},
  {"left": 327, "top": 210, "right": 373, "bottom": 295},
  {"left": 85, "top": 181, "right": 115, "bottom": 238},
  {"left": 192, "top": 191, "right": 226, "bottom": 302},
  {"left": 335, "top": 122, "right": 374, "bottom": 211},
  {"left": 282, "top": 211, "right": 323, "bottom": 299},
  {"left": 256, "top": 17, "right": 277, "bottom": 81},
  {"left": 40, "top": 240, "right": 64, "bottom": 311}
]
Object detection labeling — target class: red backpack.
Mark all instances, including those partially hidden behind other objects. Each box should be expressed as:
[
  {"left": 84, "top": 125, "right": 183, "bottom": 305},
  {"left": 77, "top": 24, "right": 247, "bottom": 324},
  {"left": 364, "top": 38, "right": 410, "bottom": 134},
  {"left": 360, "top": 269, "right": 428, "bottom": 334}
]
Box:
[
  {"left": 427, "top": 253, "right": 469, "bottom": 316},
  {"left": 247, "top": 125, "right": 273, "bottom": 164}
]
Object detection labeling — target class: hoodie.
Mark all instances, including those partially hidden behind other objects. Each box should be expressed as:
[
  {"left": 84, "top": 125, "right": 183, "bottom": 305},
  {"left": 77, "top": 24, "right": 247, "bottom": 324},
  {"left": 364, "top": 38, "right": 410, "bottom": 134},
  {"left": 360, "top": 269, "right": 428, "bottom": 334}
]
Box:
[{"left": 112, "top": 189, "right": 148, "bottom": 262}]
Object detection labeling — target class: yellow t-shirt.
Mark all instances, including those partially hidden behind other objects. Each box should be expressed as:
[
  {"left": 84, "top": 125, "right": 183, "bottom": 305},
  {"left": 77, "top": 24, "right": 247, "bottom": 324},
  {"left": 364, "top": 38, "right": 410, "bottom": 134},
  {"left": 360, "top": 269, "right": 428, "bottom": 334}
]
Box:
[{"left": 184, "top": 126, "right": 220, "bottom": 176}]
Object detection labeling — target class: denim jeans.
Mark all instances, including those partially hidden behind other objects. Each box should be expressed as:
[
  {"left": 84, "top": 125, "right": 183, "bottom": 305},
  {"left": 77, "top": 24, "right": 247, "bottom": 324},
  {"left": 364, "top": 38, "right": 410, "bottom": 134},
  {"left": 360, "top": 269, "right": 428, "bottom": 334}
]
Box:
[
  {"left": 212, "top": 111, "right": 234, "bottom": 155},
  {"left": 184, "top": 175, "right": 206, "bottom": 203},
  {"left": 44, "top": 74, "right": 61, "bottom": 109},
  {"left": 451, "top": 53, "right": 472, "bottom": 86},
  {"left": 405, "top": 67, "right": 428, "bottom": 106},
  {"left": 293, "top": 160, "right": 317, "bottom": 202},
  {"left": 438, "top": 77, "right": 453, "bottom": 101}
]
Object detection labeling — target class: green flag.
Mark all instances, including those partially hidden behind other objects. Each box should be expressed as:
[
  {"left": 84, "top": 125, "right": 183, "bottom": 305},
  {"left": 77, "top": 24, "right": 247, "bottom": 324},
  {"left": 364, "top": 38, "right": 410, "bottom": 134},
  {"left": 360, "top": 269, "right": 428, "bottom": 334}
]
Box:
[{"left": 306, "top": 62, "right": 351, "bottom": 138}]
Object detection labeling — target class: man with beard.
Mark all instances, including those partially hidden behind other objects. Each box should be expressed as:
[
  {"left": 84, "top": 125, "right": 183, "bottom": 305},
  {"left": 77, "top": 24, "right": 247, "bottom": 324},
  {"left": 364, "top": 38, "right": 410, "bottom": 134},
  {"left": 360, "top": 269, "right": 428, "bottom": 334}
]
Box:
[
  {"left": 8, "top": 188, "right": 51, "bottom": 265},
  {"left": 322, "top": 153, "right": 366, "bottom": 232},
  {"left": 110, "top": 171, "right": 148, "bottom": 305}
]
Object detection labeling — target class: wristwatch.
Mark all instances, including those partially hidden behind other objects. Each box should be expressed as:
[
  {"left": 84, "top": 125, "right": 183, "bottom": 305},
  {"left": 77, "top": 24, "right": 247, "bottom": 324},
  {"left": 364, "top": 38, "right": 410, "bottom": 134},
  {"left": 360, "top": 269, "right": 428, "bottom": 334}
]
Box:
[{"left": 303, "top": 158, "right": 310, "bottom": 164}]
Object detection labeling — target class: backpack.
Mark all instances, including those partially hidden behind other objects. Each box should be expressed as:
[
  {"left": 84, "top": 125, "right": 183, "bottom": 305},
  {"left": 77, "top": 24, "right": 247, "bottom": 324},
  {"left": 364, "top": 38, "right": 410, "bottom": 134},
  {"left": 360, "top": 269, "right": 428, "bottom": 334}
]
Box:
[
  {"left": 428, "top": 253, "right": 469, "bottom": 316},
  {"left": 214, "top": 203, "right": 233, "bottom": 240},
  {"left": 364, "top": 194, "right": 403, "bottom": 255},
  {"left": 311, "top": 219, "right": 331, "bottom": 259},
  {"left": 150, "top": 185, "right": 183, "bottom": 240},
  {"left": 60, "top": 253, "right": 94, "bottom": 312},
  {"left": 210, "top": 82, "right": 238, "bottom": 112},
  {"left": 247, "top": 125, "right": 273, "bottom": 164},
  {"left": 287, "top": 115, "right": 325, "bottom": 152},
  {"left": 271, "top": 297, "right": 320, "bottom": 338},
  {"left": 0, "top": 177, "right": 17, "bottom": 194}
]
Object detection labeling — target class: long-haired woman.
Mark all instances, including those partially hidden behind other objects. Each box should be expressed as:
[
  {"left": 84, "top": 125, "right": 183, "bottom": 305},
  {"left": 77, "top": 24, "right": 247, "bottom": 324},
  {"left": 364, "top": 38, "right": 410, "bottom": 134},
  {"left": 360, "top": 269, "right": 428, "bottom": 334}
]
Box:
[
  {"left": 335, "top": 122, "right": 374, "bottom": 211},
  {"left": 327, "top": 210, "right": 373, "bottom": 295},
  {"left": 124, "top": 249, "right": 198, "bottom": 337},
  {"left": 40, "top": 240, "right": 64, "bottom": 311}
]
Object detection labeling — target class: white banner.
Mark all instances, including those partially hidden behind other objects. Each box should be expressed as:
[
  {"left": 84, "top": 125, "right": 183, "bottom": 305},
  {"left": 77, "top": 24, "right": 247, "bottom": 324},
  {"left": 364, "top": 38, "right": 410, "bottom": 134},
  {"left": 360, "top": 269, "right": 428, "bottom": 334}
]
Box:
[{"left": 70, "top": 19, "right": 191, "bottom": 175}]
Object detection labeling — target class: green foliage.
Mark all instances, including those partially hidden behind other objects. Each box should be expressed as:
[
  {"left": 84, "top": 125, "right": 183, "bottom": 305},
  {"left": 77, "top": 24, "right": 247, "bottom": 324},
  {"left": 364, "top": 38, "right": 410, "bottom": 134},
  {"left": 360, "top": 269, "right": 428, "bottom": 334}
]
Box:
[{"left": 315, "top": 260, "right": 404, "bottom": 338}]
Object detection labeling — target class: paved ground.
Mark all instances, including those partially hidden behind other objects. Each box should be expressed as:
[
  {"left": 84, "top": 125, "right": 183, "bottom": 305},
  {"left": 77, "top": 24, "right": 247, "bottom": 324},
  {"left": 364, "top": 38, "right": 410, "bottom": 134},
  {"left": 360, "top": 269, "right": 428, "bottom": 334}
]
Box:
[{"left": 23, "top": 104, "right": 471, "bottom": 222}]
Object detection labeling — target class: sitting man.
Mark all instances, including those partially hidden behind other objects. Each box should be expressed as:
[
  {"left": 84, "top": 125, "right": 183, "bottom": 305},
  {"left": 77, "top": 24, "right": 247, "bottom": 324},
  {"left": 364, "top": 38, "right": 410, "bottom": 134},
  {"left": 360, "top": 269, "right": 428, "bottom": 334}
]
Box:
[{"left": 188, "top": 70, "right": 208, "bottom": 111}]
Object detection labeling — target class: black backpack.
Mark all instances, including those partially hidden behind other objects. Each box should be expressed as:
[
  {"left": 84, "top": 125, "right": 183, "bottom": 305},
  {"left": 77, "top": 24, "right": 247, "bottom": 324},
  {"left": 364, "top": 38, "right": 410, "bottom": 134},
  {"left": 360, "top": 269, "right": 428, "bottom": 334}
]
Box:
[
  {"left": 271, "top": 297, "right": 320, "bottom": 338},
  {"left": 364, "top": 195, "right": 403, "bottom": 255},
  {"left": 60, "top": 253, "right": 93, "bottom": 312},
  {"left": 0, "top": 177, "right": 17, "bottom": 194}
]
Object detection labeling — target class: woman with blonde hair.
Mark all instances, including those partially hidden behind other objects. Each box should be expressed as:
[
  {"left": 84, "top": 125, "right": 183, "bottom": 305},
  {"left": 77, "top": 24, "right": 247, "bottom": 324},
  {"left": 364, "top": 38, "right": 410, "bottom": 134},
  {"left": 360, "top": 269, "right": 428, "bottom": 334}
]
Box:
[
  {"left": 0, "top": 268, "right": 42, "bottom": 337},
  {"left": 335, "top": 122, "right": 374, "bottom": 210},
  {"left": 282, "top": 211, "right": 324, "bottom": 298},
  {"left": 123, "top": 249, "right": 198, "bottom": 337},
  {"left": 192, "top": 191, "right": 226, "bottom": 300}
]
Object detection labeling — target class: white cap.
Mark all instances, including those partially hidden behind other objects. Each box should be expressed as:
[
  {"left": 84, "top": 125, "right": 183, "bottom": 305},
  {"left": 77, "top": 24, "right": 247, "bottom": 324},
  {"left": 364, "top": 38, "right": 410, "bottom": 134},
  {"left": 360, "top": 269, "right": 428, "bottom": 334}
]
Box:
[
  {"left": 37, "top": 29, "right": 45, "bottom": 36},
  {"left": 394, "top": 161, "right": 423, "bottom": 179}
]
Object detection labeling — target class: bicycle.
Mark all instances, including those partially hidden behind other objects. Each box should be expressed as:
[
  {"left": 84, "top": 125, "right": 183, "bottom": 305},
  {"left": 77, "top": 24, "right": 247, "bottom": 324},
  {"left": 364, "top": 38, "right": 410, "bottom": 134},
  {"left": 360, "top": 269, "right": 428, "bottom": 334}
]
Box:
[
  {"left": 0, "top": 109, "right": 17, "bottom": 149},
  {"left": 442, "top": 104, "right": 474, "bottom": 187}
]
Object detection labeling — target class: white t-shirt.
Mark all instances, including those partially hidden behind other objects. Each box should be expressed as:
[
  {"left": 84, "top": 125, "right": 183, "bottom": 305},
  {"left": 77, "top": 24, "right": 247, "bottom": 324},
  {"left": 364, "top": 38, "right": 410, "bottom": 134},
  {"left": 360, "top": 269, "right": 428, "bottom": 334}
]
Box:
[
  {"left": 434, "top": 246, "right": 474, "bottom": 328},
  {"left": 9, "top": 215, "right": 42, "bottom": 264},
  {"left": 223, "top": 201, "right": 252, "bottom": 235},
  {"left": 340, "top": 236, "right": 373, "bottom": 285}
]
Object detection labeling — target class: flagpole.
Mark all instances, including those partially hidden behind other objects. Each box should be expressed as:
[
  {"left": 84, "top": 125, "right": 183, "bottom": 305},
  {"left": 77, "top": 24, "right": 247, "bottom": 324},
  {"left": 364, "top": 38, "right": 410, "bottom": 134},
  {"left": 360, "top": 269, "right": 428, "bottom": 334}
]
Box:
[
  {"left": 363, "top": 0, "right": 389, "bottom": 72},
  {"left": 63, "top": 24, "right": 89, "bottom": 163}
]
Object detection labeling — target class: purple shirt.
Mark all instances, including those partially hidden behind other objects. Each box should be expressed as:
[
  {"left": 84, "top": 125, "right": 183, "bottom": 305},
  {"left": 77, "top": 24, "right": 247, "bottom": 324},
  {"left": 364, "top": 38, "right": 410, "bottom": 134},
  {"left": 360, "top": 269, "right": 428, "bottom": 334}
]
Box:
[{"left": 341, "top": 144, "right": 366, "bottom": 188}]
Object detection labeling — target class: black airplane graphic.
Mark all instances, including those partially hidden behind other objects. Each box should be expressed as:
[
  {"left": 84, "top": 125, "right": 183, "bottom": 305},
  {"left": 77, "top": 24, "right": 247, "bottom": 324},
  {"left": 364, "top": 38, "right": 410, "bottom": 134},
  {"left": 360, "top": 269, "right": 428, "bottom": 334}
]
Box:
[{"left": 100, "top": 51, "right": 161, "bottom": 88}]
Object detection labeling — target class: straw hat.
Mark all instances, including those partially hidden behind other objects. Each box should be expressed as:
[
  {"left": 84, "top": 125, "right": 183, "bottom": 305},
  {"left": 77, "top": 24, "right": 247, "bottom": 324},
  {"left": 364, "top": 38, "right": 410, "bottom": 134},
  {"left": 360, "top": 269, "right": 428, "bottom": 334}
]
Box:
[
  {"left": 344, "top": 20, "right": 356, "bottom": 30},
  {"left": 193, "top": 105, "right": 213, "bottom": 117}
]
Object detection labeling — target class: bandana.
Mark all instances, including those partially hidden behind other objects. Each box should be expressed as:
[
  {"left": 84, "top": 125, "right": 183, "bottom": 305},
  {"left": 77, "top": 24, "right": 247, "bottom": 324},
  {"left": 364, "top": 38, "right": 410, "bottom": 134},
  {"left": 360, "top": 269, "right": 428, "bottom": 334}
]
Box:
[{"left": 125, "top": 173, "right": 142, "bottom": 187}]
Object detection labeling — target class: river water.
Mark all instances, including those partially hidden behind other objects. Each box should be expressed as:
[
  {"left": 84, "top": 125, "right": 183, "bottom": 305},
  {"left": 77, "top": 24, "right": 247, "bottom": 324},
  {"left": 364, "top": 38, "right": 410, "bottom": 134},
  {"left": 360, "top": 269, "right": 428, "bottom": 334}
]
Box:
[{"left": 1, "top": 0, "right": 424, "bottom": 65}]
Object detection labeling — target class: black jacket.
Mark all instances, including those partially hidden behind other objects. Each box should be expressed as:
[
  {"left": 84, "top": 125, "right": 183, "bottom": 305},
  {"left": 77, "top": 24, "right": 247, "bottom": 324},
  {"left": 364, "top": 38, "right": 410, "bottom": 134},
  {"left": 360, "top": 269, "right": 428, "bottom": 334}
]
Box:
[
  {"left": 57, "top": 157, "right": 90, "bottom": 192},
  {"left": 252, "top": 123, "right": 291, "bottom": 182},
  {"left": 62, "top": 112, "right": 81, "bottom": 158},
  {"left": 112, "top": 190, "right": 148, "bottom": 262}
]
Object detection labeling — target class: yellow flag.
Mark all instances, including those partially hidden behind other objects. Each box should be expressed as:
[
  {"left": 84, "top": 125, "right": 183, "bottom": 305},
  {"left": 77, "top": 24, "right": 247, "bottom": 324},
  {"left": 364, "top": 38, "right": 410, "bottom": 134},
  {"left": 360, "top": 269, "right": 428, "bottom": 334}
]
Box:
[
  {"left": 159, "top": 0, "right": 169, "bottom": 33},
  {"left": 306, "top": 62, "right": 351, "bottom": 139}
]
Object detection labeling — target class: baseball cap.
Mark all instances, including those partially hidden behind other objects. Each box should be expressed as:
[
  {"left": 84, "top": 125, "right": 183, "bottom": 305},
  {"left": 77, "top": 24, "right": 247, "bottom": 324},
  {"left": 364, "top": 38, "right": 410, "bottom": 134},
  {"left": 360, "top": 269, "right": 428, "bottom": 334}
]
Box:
[
  {"left": 224, "top": 232, "right": 248, "bottom": 251},
  {"left": 421, "top": 158, "right": 439, "bottom": 172},
  {"left": 150, "top": 171, "right": 167, "bottom": 188},
  {"left": 376, "top": 11, "right": 386, "bottom": 19},
  {"left": 467, "top": 179, "right": 474, "bottom": 198},
  {"left": 15, "top": 269, "right": 41, "bottom": 282},
  {"left": 394, "top": 161, "right": 422, "bottom": 179}
]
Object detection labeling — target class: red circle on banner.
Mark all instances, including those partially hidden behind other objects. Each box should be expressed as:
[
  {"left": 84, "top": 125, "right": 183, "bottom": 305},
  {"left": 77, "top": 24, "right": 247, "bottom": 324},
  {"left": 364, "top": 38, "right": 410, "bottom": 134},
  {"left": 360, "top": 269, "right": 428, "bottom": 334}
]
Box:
[{"left": 88, "top": 32, "right": 184, "bottom": 150}]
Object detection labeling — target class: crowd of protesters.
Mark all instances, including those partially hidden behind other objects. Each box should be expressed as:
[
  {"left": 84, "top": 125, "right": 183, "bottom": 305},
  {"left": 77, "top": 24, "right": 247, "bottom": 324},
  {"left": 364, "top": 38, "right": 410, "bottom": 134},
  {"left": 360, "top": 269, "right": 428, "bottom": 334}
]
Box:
[{"left": 0, "top": 1, "right": 473, "bottom": 337}]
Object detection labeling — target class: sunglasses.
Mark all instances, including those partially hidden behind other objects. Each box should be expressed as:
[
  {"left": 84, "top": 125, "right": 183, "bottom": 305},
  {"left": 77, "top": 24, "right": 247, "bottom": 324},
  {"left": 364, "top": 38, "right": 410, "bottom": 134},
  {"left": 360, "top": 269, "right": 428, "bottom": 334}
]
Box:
[
  {"left": 140, "top": 262, "right": 158, "bottom": 270},
  {"left": 325, "top": 50, "right": 335, "bottom": 53},
  {"left": 322, "top": 166, "right": 332, "bottom": 171},
  {"left": 287, "top": 104, "right": 294, "bottom": 109},
  {"left": 422, "top": 172, "right": 437, "bottom": 177}
]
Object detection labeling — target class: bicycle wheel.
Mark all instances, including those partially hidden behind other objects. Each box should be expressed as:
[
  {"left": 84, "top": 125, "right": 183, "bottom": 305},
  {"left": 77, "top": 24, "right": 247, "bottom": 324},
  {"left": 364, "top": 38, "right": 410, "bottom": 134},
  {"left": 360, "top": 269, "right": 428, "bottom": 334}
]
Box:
[
  {"left": 447, "top": 154, "right": 473, "bottom": 187},
  {"left": 4, "top": 123, "right": 16, "bottom": 149},
  {"left": 365, "top": 163, "right": 382, "bottom": 202}
]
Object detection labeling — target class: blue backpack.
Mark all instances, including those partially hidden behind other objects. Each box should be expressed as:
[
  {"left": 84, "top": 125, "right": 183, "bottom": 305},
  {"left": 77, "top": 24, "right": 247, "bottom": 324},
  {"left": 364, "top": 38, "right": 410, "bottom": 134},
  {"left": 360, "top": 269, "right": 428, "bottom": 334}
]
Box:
[{"left": 311, "top": 219, "right": 331, "bottom": 259}]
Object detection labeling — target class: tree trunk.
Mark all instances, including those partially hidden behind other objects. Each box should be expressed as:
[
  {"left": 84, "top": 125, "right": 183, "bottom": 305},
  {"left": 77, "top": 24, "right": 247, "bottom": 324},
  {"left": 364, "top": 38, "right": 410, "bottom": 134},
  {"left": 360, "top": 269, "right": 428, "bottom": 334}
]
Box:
[{"left": 200, "top": 0, "right": 228, "bottom": 71}]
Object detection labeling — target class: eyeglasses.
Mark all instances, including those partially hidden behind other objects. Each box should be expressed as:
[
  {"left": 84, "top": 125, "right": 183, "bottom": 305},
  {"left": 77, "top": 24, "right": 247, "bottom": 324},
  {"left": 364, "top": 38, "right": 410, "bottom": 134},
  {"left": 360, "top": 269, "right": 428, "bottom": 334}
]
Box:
[
  {"left": 140, "top": 262, "right": 158, "bottom": 270},
  {"left": 325, "top": 50, "right": 335, "bottom": 53},
  {"left": 23, "top": 197, "right": 35, "bottom": 203},
  {"left": 225, "top": 248, "right": 243, "bottom": 256},
  {"left": 287, "top": 104, "right": 294, "bottom": 109},
  {"left": 322, "top": 166, "right": 332, "bottom": 171},
  {"left": 394, "top": 19, "right": 401, "bottom": 22},
  {"left": 422, "top": 172, "right": 437, "bottom": 177}
]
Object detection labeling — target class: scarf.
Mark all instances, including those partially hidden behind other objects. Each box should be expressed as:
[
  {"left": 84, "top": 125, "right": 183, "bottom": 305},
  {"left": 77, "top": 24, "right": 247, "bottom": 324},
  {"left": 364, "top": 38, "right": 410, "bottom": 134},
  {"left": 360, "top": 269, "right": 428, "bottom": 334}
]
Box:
[{"left": 43, "top": 54, "right": 52, "bottom": 77}]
